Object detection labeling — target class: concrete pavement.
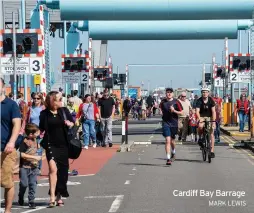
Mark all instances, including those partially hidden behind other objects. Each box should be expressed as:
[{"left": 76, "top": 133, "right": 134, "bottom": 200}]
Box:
[
  {"left": 2, "top": 117, "right": 254, "bottom": 213},
  {"left": 220, "top": 126, "right": 254, "bottom": 153}
]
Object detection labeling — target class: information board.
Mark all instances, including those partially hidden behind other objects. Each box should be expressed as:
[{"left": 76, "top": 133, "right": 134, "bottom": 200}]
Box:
[{"left": 0, "top": 57, "right": 43, "bottom": 75}]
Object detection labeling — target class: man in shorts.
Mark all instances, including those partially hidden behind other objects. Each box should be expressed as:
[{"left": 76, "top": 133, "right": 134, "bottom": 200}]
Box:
[
  {"left": 160, "top": 88, "right": 183, "bottom": 165},
  {"left": 196, "top": 86, "right": 216, "bottom": 158},
  {"left": 1, "top": 78, "right": 21, "bottom": 213}
]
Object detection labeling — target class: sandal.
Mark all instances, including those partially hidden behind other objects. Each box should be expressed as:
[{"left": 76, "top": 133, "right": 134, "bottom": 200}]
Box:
[
  {"left": 48, "top": 201, "right": 56, "bottom": 208},
  {"left": 57, "top": 200, "right": 65, "bottom": 207}
]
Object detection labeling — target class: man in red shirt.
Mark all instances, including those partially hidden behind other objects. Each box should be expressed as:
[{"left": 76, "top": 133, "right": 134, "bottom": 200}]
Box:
[{"left": 213, "top": 94, "right": 223, "bottom": 108}]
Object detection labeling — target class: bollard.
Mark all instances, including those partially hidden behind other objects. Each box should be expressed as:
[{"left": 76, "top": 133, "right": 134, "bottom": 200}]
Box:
[
  {"left": 125, "top": 113, "right": 129, "bottom": 144},
  {"left": 121, "top": 114, "right": 126, "bottom": 144}
]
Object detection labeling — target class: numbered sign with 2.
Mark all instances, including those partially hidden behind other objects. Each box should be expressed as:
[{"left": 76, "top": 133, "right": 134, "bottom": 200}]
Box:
[
  {"left": 30, "top": 58, "right": 43, "bottom": 74},
  {"left": 81, "top": 73, "right": 88, "bottom": 83},
  {"left": 230, "top": 71, "right": 239, "bottom": 83}
]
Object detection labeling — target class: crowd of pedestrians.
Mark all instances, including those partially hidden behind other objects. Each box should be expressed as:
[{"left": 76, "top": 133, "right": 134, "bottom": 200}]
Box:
[
  {"left": 1, "top": 78, "right": 251, "bottom": 212},
  {"left": 0, "top": 79, "right": 117, "bottom": 211}
]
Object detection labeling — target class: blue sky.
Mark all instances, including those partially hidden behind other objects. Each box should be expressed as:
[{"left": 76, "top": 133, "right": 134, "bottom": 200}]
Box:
[{"left": 50, "top": 30, "right": 249, "bottom": 90}]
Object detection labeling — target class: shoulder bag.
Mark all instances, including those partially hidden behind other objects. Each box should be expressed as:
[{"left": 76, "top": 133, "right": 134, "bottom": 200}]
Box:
[
  {"left": 80, "top": 103, "right": 91, "bottom": 123},
  {"left": 61, "top": 108, "right": 82, "bottom": 159}
]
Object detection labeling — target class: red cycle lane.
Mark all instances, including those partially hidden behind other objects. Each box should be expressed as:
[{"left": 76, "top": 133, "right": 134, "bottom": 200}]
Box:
[{"left": 13, "top": 145, "right": 120, "bottom": 181}]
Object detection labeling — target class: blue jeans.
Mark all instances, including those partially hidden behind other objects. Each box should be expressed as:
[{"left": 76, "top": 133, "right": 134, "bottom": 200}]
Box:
[
  {"left": 36, "top": 148, "right": 43, "bottom": 170},
  {"left": 238, "top": 111, "right": 247, "bottom": 132},
  {"left": 214, "top": 122, "right": 220, "bottom": 140},
  {"left": 82, "top": 120, "right": 96, "bottom": 146},
  {"left": 19, "top": 167, "right": 39, "bottom": 202}
]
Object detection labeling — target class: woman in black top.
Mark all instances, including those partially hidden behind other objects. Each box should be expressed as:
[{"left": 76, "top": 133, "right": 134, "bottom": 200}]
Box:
[{"left": 39, "top": 91, "right": 74, "bottom": 207}]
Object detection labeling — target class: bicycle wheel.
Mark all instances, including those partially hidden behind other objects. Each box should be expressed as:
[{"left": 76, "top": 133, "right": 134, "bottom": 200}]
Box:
[
  {"left": 202, "top": 147, "right": 206, "bottom": 161},
  {"left": 202, "top": 136, "right": 207, "bottom": 161},
  {"left": 206, "top": 134, "right": 212, "bottom": 163}
]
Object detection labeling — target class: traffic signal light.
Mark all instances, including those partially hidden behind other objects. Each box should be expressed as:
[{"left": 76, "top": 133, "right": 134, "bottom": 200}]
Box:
[
  {"left": 102, "top": 69, "right": 108, "bottom": 78},
  {"left": 3, "top": 33, "right": 38, "bottom": 54},
  {"left": 93, "top": 68, "right": 109, "bottom": 80},
  {"left": 231, "top": 56, "right": 252, "bottom": 71},
  {"left": 119, "top": 74, "right": 126, "bottom": 84},
  {"left": 232, "top": 58, "right": 241, "bottom": 69},
  {"left": 63, "top": 57, "right": 86, "bottom": 70},
  {"left": 113, "top": 73, "right": 119, "bottom": 85},
  {"left": 216, "top": 67, "right": 226, "bottom": 78},
  {"left": 94, "top": 70, "right": 98, "bottom": 78},
  {"left": 246, "top": 58, "right": 254, "bottom": 70},
  {"left": 205, "top": 73, "right": 211, "bottom": 84},
  {"left": 105, "top": 77, "right": 113, "bottom": 88}
]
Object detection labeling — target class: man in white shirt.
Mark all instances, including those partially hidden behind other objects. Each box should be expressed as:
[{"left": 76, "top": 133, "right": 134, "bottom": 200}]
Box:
[
  {"left": 178, "top": 92, "right": 192, "bottom": 141},
  {"left": 72, "top": 90, "right": 83, "bottom": 106}
]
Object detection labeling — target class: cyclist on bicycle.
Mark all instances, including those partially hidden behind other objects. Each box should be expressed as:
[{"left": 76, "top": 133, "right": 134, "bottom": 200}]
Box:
[{"left": 196, "top": 86, "right": 216, "bottom": 158}]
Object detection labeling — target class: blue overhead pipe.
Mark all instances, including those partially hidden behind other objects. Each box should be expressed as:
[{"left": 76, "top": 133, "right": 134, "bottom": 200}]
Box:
[
  {"left": 39, "top": 0, "right": 60, "bottom": 9},
  {"left": 70, "top": 20, "right": 253, "bottom": 40},
  {"left": 60, "top": 0, "right": 254, "bottom": 20}
]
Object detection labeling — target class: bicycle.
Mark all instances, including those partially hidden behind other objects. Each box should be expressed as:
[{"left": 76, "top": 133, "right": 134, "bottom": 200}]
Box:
[{"left": 199, "top": 119, "right": 216, "bottom": 163}]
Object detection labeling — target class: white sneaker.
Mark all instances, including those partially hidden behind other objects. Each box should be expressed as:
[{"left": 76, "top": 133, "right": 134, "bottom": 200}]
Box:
[
  {"left": 84, "top": 146, "right": 88, "bottom": 150},
  {"left": 93, "top": 143, "right": 97, "bottom": 148}
]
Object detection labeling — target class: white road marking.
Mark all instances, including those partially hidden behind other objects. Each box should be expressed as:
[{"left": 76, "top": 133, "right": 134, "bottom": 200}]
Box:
[
  {"left": 0, "top": 207, "right": 21, "bottom": 210},
  {"left": 129, "top": 173, "right": 135, "bottom": 176},
  {"left": 84, "top": 195, "right": 118, "bottom": 199},
  {"left": 37, "top": 181, "right": 81, "bottom": 187},
  {"left": 142, "top": 150, "right": 145, "bottom": 152},
  {"left": 83, "top": 195, "right": 124, "bottom": 212},
  {"left": 134, "top": 142, "right": 151, "bottom": 145},
  {"left": 14, "top": 174, "right": 95, "bottom": 183},
  {"left": 132, "top": 167, "right": 136, "bottom": 171},
  {"left": 21, "top": 206, "right": 47, "bottom": 213},
  {"left": 138, "top": 153, "right": 143, "bottom": 156},
  {"left": 1, "top": 197, "right": 67, "bottom": 202},
  {"left": 124, "top": 180, "right": 131, "bottom": 184},
  {"left": 146, "top": 145, "right": 148, "bottom": 147},
  {"left": 108, "top": 195, "right": 124, "bottom": 212},
  {"left": 149, "top": 136, "right": 154, "bottom": 139},
  {"left": 138, "top": 158, "right": 141, "bottom": 161},
  {"left": 72, "top": 174, "right": 95, "bottom": 177}
]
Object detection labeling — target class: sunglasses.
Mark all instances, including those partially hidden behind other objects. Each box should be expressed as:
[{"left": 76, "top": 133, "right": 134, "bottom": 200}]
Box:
[
  {"left": 181, "top": 96, "right": 186, "bottom": 98},
  {"left": 33, "top": 97, "right": 41, "bottom": 100}
]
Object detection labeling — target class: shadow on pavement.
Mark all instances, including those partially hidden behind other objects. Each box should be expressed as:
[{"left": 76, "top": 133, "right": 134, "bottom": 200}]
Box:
[
  {"left": 119, "top": 163, "right": 168, "bottom": 167},
  {"left": 155, "top": 157, "right": 204, "bottom": 163},
  {"left": 175, "top": 158, "right": 204, "bottom": 163}
]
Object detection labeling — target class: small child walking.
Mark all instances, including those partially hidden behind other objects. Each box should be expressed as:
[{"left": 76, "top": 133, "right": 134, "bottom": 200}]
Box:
[
  {"left": 18, "top": 123, "right": 42, "bottom": 209},
  {"left": 189, "top": 109, "right": 198, "bottom": 142}
]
